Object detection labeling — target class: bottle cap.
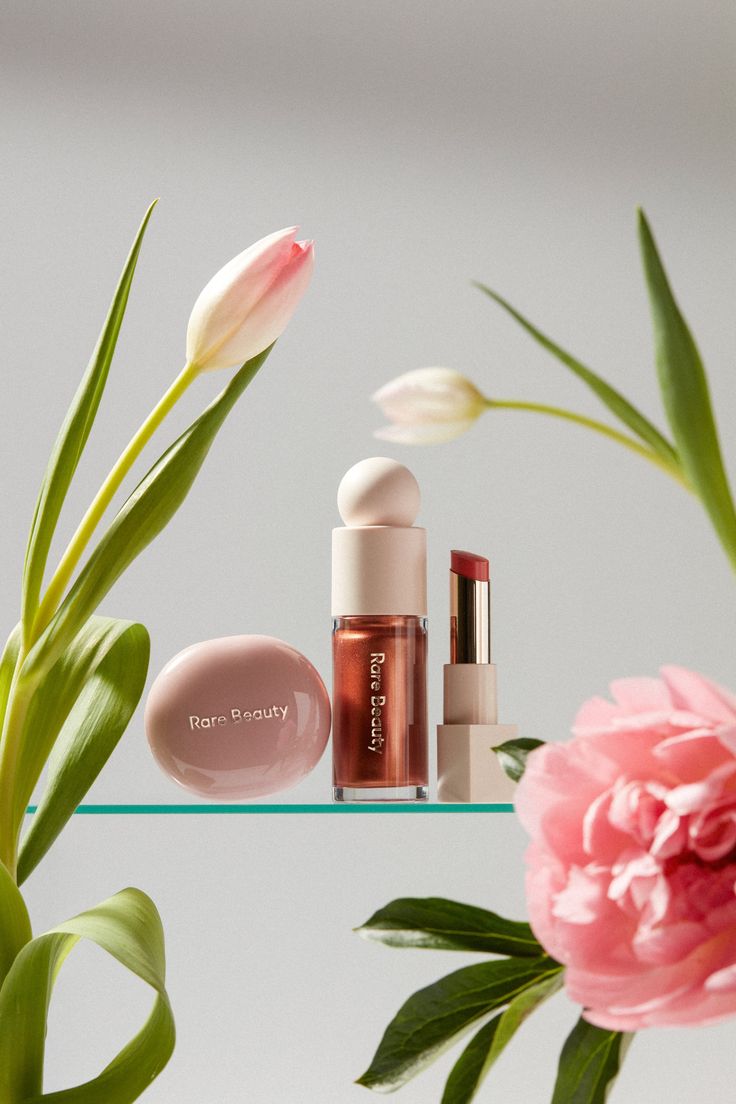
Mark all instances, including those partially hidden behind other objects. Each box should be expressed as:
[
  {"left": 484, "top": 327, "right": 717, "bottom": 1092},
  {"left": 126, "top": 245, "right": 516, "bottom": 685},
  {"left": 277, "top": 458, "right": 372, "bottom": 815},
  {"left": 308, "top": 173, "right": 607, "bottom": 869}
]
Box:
[{"left": 331, "top": 457, "right": 427, "bottom": 617}]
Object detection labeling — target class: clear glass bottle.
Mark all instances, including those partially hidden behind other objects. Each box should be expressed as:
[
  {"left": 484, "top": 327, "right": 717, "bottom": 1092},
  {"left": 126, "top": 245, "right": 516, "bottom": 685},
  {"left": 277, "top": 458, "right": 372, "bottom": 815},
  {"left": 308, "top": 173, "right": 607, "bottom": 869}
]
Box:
[
  {"left": 332, "top": 614, "right": 428, "bottom": 801},
  {"left": 331, "top": 458, "right": 429, "bottom": 803}
]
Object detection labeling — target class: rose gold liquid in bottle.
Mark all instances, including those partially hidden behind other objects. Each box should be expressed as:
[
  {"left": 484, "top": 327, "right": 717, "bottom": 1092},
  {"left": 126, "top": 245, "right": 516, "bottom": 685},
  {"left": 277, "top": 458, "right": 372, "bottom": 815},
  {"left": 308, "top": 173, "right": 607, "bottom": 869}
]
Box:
[{"left": 332, "top": 457, "right": 428, "bottom": 801}]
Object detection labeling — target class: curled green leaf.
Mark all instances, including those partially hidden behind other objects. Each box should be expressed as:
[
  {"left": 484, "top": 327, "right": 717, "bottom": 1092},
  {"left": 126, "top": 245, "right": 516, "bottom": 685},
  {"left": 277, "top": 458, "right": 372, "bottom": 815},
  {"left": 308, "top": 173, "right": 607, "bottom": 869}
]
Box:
[{"left": 0, "top": 887, "right": 174, "bottom": 1104}]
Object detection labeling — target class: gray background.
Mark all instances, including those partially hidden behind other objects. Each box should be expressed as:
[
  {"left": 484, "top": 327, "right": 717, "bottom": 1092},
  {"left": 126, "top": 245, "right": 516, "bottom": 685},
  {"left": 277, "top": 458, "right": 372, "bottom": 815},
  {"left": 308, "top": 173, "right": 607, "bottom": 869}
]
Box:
[{"left": 1, "top": 0, "right": 735, "bottom": 1099}]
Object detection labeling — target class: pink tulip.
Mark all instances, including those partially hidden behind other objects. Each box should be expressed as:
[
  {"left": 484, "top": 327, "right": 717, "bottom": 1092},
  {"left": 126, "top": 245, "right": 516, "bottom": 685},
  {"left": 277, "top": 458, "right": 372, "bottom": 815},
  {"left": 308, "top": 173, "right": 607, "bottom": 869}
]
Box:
[
  {"left": 516, "top": 666, "right": 736, "bottom": 1030},
  {"left": 186, "top": 226, "right": 314, "bottom": 371}
]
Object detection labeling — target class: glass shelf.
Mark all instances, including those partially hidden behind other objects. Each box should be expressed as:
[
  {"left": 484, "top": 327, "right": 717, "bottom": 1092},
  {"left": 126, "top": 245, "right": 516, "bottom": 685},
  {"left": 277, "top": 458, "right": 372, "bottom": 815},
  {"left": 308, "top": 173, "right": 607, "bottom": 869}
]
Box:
[{"left": 25, "top": 802, "right": 514, "bottom": 815}]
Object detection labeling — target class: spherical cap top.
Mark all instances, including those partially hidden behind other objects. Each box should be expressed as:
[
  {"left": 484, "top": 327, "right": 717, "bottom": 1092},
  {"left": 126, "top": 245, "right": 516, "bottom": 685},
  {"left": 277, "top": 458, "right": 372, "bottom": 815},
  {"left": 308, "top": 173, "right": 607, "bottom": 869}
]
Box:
[{"left": 337, "top": 456, "right": 420, "bottom": 527}]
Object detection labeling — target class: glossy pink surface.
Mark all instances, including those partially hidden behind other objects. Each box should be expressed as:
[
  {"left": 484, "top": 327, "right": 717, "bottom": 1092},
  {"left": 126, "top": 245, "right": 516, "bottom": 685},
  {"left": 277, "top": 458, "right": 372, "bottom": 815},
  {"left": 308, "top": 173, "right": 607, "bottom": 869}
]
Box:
[{"left": 145, "top": 635, "right": 331, "bottom": 799}]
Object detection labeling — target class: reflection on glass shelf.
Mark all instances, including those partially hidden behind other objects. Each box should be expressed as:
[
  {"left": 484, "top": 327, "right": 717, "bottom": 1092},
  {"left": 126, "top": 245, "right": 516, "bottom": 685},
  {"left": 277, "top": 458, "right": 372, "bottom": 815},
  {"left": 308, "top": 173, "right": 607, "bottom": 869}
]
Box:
[{"left": 25, "top": 803, "right": 514, "bottom": 815}]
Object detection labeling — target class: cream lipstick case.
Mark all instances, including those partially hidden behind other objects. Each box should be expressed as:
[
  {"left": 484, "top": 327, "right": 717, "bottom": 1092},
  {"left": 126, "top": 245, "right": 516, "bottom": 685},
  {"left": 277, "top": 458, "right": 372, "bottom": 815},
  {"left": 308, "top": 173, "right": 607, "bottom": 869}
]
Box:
[{"left": 437, "top": 551, "right": 517, "bottom": 803}]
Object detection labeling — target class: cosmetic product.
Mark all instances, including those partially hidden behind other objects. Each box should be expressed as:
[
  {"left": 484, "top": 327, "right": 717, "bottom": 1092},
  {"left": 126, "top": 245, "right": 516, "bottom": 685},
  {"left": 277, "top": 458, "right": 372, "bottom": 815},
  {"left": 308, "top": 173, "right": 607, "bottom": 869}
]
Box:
[
  {"left": 145, "top": 635, "right": 331, "bottom": 800},
  {"left": 437, "top": 550, "right": 517, "bottom": 803},
  {"left": 332, "top": 457, "right": 428, "bottom": 802}
]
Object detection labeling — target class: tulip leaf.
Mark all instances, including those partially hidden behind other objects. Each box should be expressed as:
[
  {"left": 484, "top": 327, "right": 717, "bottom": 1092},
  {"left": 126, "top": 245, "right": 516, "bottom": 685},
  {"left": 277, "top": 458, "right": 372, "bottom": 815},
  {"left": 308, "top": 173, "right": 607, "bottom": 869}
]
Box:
[
  {"left": 23, "top": 344, "right": 273, "bottom": 682},
  {"left": 474, "top": 282, "right": 679, "bottom": 468},
  {"left": 21, "top": 202, "right": 157, "bottom": 645},
  {"left": 357, "top": 897, "right": 543, "bottom": 957},
  {"left": 638, "top": 210, "right": 736, "bottom": 571},
  {"left": 0, "top": 859, "right": 32, "bottom": 987},
  {"left": 442, "top": 971, "right": 563, "bottom": 1104},
  {"left": 0, "top": 887, "right": 175, "bottom": 1104},
  {"left": 492, "top": 737, "right": 544, "bottom": 783},
  {"left": 551, "top": 1018, "right": 632, "bottom": 1104},
  {"left": 0, "top": 624, "right": 22, "bottom": 738},
  {"left": 17, "top": 617, "right": 150, "bottom": 884},
  {"left": 357, "top": 957, "right": 557, "bottom": 1091}
]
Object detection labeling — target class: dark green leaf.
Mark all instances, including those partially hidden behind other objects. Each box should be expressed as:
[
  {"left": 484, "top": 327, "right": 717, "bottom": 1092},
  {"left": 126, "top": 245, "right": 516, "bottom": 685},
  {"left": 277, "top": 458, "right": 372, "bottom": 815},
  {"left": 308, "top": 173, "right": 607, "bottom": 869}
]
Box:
[
  {"left": 357, "top": 957, "right": 557, "bottom": 1091},
  {"left": 442, "top": 1017, "right": 500, "bottom": 1104},
  {"left": 17, "top": 617, "right": 150, "bottom": 883},
  {"left": 442, "top": 972, "right": 563, "bottom": 1104},
  {"left": 0, "top": 886, "right": 174, "bottom": 1104},
  {"left": 0, "top": 858, "right": 32, "bottom": 987},
  {"left": 357, "top": 897, "right": 542, "bottom": 957},
  {"left": 474, "top": 282, "right": 678, "bottom": 467},
  {"left": 551, "top": 1017, "right": 632, "bottom": 1104},
  {"left": 492, "top": 737, "right": 544, "bottom": 783},
  {"left": 21, "top": 202, "right": 157, "bottom": 644},
  {"left": 638, "top": 209, "right": 736, "bottom": 571},
  {"left": 22, "top": 344, "right": 272, "bottom": 682}
]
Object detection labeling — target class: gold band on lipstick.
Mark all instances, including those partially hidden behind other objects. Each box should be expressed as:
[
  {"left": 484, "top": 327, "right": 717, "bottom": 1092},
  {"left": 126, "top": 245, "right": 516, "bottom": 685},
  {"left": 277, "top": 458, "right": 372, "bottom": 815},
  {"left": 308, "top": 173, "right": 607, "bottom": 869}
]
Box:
[{"left": 450, "top": 570, "right": 491, "bottom": 664}]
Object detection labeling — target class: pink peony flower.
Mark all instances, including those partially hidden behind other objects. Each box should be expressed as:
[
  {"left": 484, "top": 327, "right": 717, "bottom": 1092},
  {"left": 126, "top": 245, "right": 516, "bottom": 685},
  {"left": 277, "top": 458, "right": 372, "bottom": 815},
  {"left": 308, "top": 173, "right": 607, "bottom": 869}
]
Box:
[{"left": 515, "top": 666, "right": 736, "bottom": 1030}]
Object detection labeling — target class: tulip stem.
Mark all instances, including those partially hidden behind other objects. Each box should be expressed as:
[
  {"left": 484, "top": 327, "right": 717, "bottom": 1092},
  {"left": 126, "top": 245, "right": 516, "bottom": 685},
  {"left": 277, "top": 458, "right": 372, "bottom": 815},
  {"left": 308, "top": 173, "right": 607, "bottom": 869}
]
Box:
[
  {"left": 31, "top": 362, "right": 200, "bottom": 642},
  {"left": 486, "top": 398, "right": 691, "bottom": 490}
]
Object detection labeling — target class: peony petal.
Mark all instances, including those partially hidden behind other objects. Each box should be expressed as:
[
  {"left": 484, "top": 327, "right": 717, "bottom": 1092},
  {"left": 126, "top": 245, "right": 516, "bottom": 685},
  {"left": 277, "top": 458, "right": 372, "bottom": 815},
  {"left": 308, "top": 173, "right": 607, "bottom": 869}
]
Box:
[
  {"left": 552, "top": 865, "right": 606, "bottom": 924},
  {"left": 666, "top": 761, "right": 736, "bottom": 816},
  {"left": 715, "top": 722, "right": 736, "bottom": 756},
  {"left": 610, "top": 676, "right": 673, "bottom": 713},
  {"left": 662, "top": 666, "right": 736, "bottom": 724},
  {"left": 573, "top": 695, "right": 621, "bottom": 735},
  {"left": 650, "top": 808, "right": 688, "bottom": 859},
  {"left": 515, "top": 740, "right": 616, "bottom": 859},
  {"left": 582, "top": 790, "right": 630, "bottom": 862},
  {"left": 654, "top": 729, "right": 732, "bottom": 780},
  {"left": 633, "top": 920, "right": 707, "bottom": 965},
  {"left": 706, "top": 964, "right": 736, "bottom": 992}
]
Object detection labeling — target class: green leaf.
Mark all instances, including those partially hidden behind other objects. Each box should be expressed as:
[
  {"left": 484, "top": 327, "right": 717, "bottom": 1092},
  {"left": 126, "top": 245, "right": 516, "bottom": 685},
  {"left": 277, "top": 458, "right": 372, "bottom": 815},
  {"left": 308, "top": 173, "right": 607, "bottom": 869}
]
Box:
[
  {"left": 442, "top": 972, "right": 563, "bottom": 1104},
  {"left": 492, "top": 737, "right": 544, "bottom": 783},
  {"left": 0, "top": 625, "right": 22, "bottom": 739},
  {"left": 0, "top": 859, "right": 32, "bottom": 987},
  {"left": 21, "top": 202, "right": 157, "bottom": 644},
  {"left": 551, "top": 1017, "right": 632, "bottom": 1104},
  {"left": 357, "top": 956, "right": 557, "bottom": 1091},
  {"left": 16, "top": 617, "right": 150, "bottom": 884},
  {"left": 357, "top": 897, "right": 543, "bottom": 957},
  {"left": 441, "top": 1018, "right": 500, "bottom": 1104},
  {"left": 638, "top": 209, "right": 736, "bottom": 571},
  {"left": 0, "top": 886, "right": 174, "bottom": 1104},
  {"left": 474, "top": 282, "right": 678, "bottom": 467},
  {"left": 23, "top": 345, "right": 272, "bottom": 683}
]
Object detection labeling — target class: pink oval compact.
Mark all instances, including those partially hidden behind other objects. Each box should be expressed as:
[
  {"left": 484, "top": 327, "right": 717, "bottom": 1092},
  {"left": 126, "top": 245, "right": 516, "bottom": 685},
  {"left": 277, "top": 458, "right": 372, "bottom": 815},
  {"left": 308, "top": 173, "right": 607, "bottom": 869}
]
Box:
[{"left": 145, "top": 635, "right": 331, "bottom": 800}]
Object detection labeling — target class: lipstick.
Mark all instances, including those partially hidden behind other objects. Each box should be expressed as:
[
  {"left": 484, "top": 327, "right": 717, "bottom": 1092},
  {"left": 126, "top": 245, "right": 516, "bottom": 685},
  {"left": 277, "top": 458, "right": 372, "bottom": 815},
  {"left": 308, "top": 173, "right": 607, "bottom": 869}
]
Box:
[{"left": 437, "top": 549, "right": 517, "bottom": 802}]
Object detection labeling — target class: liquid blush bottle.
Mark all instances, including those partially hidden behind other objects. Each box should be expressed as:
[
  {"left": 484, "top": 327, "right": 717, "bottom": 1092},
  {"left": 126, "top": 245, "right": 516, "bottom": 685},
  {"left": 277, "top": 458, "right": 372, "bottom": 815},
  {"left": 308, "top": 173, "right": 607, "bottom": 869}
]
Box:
[{"left": 331, "top": 457, "right": 428, "bottom": 802}]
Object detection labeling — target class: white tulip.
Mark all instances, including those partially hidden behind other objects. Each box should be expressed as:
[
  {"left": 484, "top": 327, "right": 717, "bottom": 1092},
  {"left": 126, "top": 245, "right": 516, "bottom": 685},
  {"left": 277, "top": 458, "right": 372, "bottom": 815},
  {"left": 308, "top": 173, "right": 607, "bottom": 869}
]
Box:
[{"left": 372, "top": 368, "right": 486, "bottom": 444}]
